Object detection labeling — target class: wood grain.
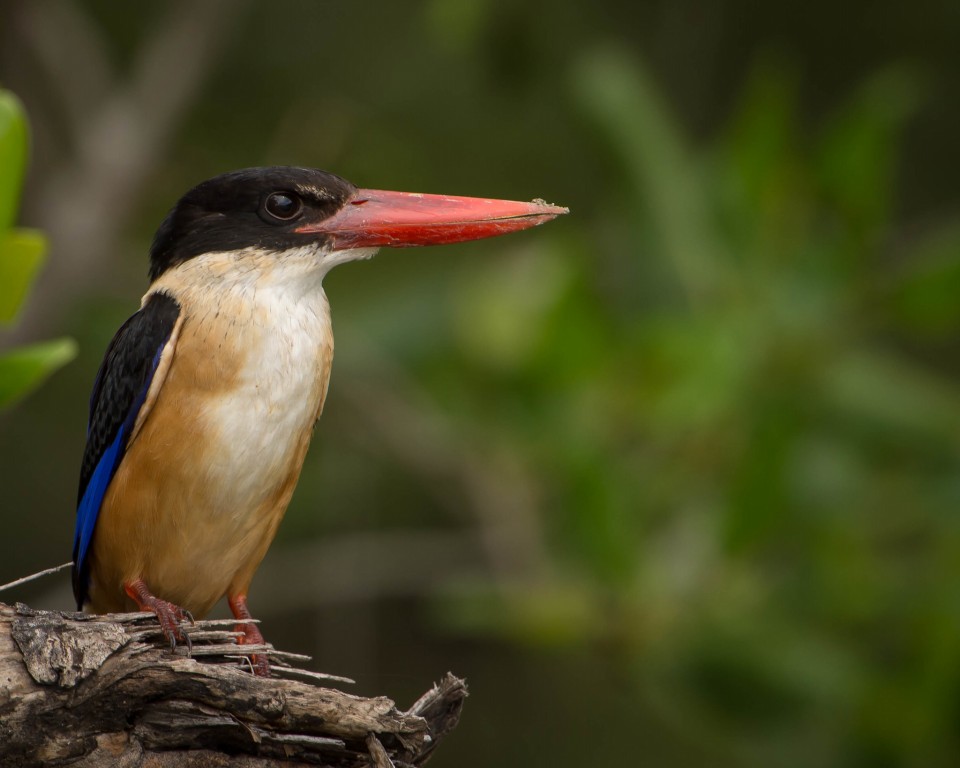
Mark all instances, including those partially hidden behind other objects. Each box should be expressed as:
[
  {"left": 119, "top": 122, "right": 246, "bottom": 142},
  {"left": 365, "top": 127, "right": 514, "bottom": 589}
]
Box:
[{"left": 0, "top": 602, "right": 466, "bottom": 767}]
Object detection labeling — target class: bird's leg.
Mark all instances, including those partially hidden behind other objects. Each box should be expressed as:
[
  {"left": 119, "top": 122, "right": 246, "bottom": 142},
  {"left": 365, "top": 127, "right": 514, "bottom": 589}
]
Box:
[
  {"left": 124, "top": 578, "right": 193, "bottom": 652},
  {"left": 228, "top": 593, "right": 270, "bottom": 677}
]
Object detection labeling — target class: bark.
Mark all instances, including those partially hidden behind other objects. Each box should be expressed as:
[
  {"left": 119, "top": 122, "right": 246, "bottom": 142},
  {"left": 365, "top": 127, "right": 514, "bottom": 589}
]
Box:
[{"left": 0, "top": 602, "right": 466, "bottom": 767}]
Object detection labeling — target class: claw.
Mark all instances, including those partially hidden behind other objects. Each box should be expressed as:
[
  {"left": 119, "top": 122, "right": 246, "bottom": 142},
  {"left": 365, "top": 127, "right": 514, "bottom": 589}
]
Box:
[
  {"left": 124, "top": 578, "right": 192, "bottom": 653},
  {"left": 228, "top": 593, "right": 271, "bottom": 677}
]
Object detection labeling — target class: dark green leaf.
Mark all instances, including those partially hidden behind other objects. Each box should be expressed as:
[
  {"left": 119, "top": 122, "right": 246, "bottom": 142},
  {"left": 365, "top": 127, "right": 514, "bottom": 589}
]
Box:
[
  {"left": 0, "top": 338, "right": 78, "bottom": 411},
  {"left": 0, "top": 90, "right": 28, "bottom": 233},
  {"left": 0, "top": 228, "right": 47, "bottom": 324}
]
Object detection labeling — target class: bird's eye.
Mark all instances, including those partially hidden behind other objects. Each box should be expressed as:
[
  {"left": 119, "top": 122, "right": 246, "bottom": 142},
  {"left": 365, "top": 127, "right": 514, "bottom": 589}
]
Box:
[{"left": 264, "top": 192, "right": 303, "bottom": 221}]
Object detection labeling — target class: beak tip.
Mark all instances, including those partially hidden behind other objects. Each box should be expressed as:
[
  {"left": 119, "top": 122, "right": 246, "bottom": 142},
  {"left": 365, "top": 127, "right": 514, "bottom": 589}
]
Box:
[{"left": 530, "top": 198, "right": 570, "bottom": 217}]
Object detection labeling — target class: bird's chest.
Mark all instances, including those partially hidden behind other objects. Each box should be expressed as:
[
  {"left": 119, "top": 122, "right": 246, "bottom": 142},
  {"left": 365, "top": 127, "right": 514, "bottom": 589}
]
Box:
[{"left": 175, "top": 288, "right": 334, "bottom": 509}]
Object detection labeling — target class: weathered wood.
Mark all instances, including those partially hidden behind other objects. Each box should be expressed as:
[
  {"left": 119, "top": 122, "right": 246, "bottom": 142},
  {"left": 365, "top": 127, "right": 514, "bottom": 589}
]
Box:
[{"left": 0, "top": 602, "right": 466, "bottom": 767}]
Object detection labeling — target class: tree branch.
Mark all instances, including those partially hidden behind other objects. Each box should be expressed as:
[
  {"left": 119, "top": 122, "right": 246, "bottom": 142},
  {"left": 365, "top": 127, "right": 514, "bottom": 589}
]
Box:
[{"left": 0, "top": 602, "right": 466, "bottom": 767}]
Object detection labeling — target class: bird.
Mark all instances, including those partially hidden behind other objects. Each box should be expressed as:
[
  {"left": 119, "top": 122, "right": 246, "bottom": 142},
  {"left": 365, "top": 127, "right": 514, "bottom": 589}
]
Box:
[{"left": 72, "top": 166, "right": 567, "bottom": 674}]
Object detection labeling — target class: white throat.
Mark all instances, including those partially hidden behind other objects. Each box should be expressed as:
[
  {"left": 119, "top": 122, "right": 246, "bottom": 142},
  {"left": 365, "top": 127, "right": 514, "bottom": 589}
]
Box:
[
  {"left": 149, "top": 244, "right": 379, "bottom": 300},
  {"left": 144, "top": 244, "right": 376, "bottom": 519}
]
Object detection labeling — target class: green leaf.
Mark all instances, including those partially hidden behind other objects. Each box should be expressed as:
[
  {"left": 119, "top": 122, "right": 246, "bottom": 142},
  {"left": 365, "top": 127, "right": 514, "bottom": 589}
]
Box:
[
  {"left": 718, "top": 58, "right": 808, "bottom": 261},
  {"left": 822, "top": 349, "right": 960, "bottom": 440},
  {"left": 722, "top": 57, "right": 799, "bottom": 204},
  {"left": 573, "top": 48, "right": 721, "bottom": 301},
  {"left": 424, "top": 0, "right": 494, "bottom": 52},
  {"left": 816, "top": 67, "right": 922, "bottom": 240},
  {"left": 0, "top": 228, "right": 47, "bottom": 324},
  {"left": 0, "top": 90, "right": 28, "bottom": 233},
  {"left": 0, "top": 338, "right": 78, "bottom": 412},
  {"left": 886, "top": 222, "right": 960, "bottom": 335}
]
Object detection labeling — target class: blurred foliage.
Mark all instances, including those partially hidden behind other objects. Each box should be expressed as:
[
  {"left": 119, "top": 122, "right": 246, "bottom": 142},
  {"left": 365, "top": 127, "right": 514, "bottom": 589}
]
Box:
[
  {"left": 0, "top": 90, "right": 76, "bottom": 411},
  {"left": 414, "top": 50, "right": 960, "bottom": 766}
]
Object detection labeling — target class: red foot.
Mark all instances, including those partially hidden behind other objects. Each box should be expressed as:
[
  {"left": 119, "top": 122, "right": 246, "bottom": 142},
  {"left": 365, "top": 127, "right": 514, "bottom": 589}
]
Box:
[
  {"left": 124, "top": 578, "right": 193, "bottom": 652},
  {"left": 229, "top": 593, "right": 270, "bottom": 677}
]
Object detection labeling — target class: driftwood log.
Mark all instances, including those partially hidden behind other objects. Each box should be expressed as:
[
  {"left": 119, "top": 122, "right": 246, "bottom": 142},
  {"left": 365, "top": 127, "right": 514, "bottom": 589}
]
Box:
[{"left": 0, "top": 602, "right": 466, "bottom": 767}]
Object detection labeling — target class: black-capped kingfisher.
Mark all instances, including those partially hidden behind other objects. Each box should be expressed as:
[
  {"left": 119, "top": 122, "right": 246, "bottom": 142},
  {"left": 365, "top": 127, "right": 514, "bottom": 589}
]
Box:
[{"left": 72, "top": 166, "right": 566, "bottom": 674}]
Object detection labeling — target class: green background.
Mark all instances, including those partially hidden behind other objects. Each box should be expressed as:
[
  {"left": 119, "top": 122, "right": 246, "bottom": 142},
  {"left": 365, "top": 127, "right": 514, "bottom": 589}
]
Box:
[{"left": 2, "top": 1, "right": 960, "bottom": 765}]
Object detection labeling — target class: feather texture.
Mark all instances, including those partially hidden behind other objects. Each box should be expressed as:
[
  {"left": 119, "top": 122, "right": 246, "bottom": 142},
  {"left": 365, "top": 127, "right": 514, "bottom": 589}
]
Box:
[
  {"left": 73, "top": 292, "right": 182, "bottom": 607},
  {"left": 79, "top": 247, "right": 340, "bottom": 616}
]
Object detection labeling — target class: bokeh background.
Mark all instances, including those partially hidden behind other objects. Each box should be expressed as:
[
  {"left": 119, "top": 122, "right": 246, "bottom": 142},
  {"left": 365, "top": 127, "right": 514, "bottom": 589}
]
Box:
[{"left": 3, "top": 1, "right": 960, "bottom": 765}]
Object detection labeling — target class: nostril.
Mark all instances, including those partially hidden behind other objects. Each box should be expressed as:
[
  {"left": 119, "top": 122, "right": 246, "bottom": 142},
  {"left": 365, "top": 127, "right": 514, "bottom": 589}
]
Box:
[{"left": 350, "top": 199, "right": 369, "bottom": 206}]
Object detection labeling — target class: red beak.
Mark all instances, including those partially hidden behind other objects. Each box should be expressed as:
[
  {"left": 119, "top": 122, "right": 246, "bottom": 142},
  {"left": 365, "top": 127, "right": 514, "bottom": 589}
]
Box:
[{"left": 296, "top": 189, "right": 568, "bottom": 249}]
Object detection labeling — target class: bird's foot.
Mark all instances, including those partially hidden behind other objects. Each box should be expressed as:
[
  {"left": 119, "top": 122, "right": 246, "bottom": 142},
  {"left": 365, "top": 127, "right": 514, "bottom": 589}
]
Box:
[
  {"left": 236, "top": 621, "right": 270, "bottom": 677},
  {"left": 124, "top": 578, "right": 194, "bottom": 652},
  {"left": 229, "top": 593, "right": 270, "bottom": 677}
]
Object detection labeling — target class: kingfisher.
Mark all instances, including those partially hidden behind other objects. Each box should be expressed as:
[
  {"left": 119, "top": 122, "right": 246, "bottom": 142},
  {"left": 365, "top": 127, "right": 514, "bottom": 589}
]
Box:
[{"left": 72, "top": 166, "right": 566, "bottom": 674}]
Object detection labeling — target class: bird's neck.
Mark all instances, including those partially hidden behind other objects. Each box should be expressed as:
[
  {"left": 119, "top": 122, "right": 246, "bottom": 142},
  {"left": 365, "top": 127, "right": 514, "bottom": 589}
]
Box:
[
  {"left": 146, "top": 248, "right": 335, "bottom": 392},
  {"left": 148, "top": 246, "right": 332, "bottom": 302}
]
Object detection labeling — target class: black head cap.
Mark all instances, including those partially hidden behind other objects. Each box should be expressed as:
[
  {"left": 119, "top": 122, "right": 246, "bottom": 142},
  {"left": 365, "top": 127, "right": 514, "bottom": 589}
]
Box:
[{"left": 148, "top": 167, "right": 357, "bottom": 281}]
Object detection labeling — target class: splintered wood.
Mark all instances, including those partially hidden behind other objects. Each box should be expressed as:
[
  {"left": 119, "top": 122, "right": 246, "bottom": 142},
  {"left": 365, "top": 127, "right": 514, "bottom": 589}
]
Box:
[{"left": 0, "top": 602, "right": 466, "bottom": 767}]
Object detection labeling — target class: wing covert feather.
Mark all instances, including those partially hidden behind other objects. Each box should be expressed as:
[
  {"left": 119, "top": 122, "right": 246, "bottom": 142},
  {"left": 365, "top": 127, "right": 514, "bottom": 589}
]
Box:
[{"left": 72, "top": 291, "right": 181, "bottom": 608}]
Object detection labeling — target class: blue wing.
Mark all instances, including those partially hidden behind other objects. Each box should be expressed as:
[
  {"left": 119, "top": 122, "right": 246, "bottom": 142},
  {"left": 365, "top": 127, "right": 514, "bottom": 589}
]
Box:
[{"left": 72, "top": 292, "right": 181, "bottom": 609}]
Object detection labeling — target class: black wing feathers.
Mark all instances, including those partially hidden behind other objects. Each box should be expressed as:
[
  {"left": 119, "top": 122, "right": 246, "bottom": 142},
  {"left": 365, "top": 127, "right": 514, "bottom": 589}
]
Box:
[
  {"left": 77, "top": 293, "right": 181, "bottom": 504},
  {"left": 73, "top": 292, "right": 180, "bottom": 608}
]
